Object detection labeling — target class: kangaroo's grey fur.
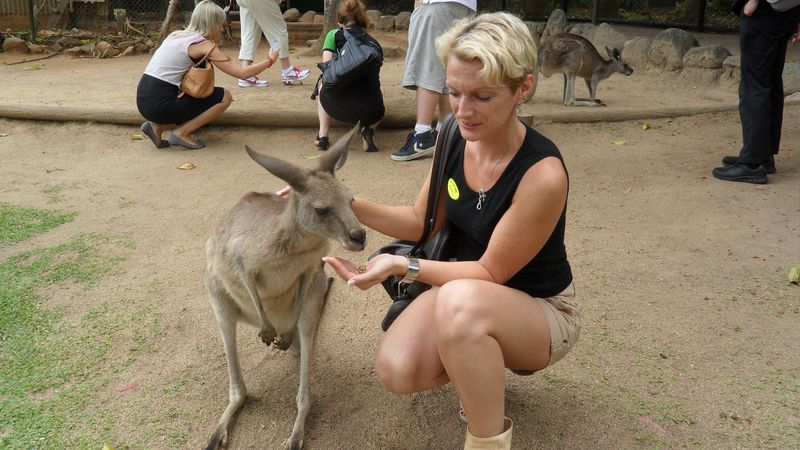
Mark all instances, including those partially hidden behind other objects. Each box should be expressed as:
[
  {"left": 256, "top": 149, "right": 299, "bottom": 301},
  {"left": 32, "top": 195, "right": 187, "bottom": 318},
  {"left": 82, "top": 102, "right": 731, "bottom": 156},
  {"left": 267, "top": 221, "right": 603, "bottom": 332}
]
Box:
[
  {"left": 538, "top": 32, "right": 633, "bottom": 107},
  {"left": 204, "top": 124, "right": 366, "bottom": 450}
]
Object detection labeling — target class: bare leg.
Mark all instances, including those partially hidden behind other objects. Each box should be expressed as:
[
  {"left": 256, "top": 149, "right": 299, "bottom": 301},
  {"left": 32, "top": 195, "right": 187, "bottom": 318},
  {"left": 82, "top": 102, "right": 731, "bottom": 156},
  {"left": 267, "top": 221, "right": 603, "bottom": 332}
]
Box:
[
  {"left": 172, "top": 89, "right": 233, "bottom": 145},
  {"left": 437, "top": 93, "right": 452, "bottom": 124},
  {"left": 375, "top": 289, "right": 450, "bottom": 394},
  {"left": 317, "top": 96, "right": 332, "bottom": 140},
  {"left": 150, "top": 122, "right": 177, "bottom": 139},
  {"left": 435, "top": 280, "right": 551, "bottom": 438},
  {"left": 415, "top": 87, "right": 442, "bottom": 128}
]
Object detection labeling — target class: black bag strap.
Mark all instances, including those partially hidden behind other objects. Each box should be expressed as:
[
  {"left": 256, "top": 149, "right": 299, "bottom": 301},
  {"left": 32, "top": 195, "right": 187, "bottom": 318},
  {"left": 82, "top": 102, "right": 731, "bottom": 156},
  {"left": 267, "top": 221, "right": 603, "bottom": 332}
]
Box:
[{"left": 410, "top": 113, "right": 459, "bottom": 255}]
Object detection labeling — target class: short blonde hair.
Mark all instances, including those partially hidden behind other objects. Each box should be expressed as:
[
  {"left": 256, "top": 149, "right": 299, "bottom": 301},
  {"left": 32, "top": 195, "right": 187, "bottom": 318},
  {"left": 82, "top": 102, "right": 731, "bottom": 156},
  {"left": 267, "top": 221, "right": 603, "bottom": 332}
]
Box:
[
  {"left": 436, "top": 12, "right": 537, "bottom": 88},
  {"left": 185, "top": 0, "right": 226, "bottom": 38}
]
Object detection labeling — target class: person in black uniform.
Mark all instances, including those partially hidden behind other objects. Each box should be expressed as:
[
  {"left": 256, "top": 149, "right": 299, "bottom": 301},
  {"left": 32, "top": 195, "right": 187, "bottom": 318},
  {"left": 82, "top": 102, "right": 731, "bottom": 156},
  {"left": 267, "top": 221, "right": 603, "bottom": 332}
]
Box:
[
  {"left": 322, "top": 13, "right": 578, "bottom": 450},
  {"left": 314, "top": 0, "right": 384, "bottom": 152},
  {"left": 712, "top": 0, "right": 800, "bottom": 183}
]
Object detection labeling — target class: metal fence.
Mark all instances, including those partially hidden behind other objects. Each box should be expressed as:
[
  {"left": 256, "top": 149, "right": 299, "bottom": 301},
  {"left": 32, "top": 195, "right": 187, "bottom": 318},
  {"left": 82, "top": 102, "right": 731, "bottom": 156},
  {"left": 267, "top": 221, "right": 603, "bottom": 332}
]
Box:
[{"left": 1, "top": 0, "right": 739, "bottom": 44}]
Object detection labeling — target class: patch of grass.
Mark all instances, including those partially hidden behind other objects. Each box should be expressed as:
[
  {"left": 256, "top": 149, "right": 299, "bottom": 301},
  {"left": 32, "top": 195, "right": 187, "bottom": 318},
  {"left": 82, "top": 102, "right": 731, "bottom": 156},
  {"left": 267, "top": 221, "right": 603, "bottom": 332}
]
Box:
[
  {"left": 0, "top": 202, "right": 74, "bottom": 249},
  {"left": 43, "top": 181, "right": 81, "bottom": 204},
  {"left": 0, "top": 233, "right": 142, "bottom": 449}
]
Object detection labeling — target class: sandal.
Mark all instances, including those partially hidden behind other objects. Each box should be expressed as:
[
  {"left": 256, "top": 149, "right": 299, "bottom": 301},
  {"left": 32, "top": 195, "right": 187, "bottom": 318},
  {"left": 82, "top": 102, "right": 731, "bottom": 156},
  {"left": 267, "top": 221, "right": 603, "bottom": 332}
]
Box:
[
  {"left": 315, "top": 135, "right": 329, "bottom": 151},
  {"left": 361, "top": 126, "right": 379, "bottom": 153},
  {"left": 458, "top": 402, "right": 468, "bottom": 424}
]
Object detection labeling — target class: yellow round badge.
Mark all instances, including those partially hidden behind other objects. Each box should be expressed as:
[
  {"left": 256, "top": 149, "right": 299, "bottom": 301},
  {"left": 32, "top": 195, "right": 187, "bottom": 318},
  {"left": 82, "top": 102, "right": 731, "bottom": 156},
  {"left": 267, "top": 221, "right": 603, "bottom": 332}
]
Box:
[{"left": 447, "top": 178, "right": 460, "bottom": 200}]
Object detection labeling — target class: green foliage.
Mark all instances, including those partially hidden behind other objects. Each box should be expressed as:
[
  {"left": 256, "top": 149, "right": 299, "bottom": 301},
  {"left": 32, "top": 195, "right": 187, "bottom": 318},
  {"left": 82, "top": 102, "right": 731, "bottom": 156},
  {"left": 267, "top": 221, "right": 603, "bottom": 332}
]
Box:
[
  {"left": 0, "top": 202, "right": 74, "bottom": 249},
  {"left": 0, "top": 234, "right": 132, "bottom": 448}
]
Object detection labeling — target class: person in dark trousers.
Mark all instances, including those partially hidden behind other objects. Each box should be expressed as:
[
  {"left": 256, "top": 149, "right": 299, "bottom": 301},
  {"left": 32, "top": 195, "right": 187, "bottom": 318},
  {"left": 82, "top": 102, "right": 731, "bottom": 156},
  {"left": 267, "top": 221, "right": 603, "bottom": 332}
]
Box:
[{"left": 712, "top": 1, "right": 799, "bottom": 184}]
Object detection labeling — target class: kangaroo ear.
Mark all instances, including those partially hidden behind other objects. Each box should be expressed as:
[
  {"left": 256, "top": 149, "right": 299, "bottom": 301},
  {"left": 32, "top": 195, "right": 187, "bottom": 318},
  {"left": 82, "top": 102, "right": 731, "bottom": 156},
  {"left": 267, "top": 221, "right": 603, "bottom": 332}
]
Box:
[
  {"left": 245, "top": 146, "right": 308, "bottom": 192},
  {"left": 319, "top": 122, "right": 360, "bottom": 174}
]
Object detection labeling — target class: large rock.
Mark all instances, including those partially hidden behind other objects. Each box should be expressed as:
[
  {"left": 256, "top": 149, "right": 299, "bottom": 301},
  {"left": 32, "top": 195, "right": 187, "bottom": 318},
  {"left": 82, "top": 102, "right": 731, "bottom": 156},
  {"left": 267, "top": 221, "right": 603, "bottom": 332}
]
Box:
[
  {"left": 57, "top": 36, "right": 81, "bottom": 48},
  {"left": 592, "top": 23, "right": 627, "bottom": 54},
  {"left": 647, "top": 27, "right": 699, "bottom": 71},
  {"left": 540, "top": 9, "right": 566, "bottom": 43},
  {"left": 395, "top": 11, "right": 411, "bottom": 30},
  {"left": 524, "top": 21, "right": 544, "bottom": 47},
  {"left": 682, "top": 45, "right": 731, "bottom": 69},
  {"left": 3, "top": 36, "right": 28, "bottom": 53},
  {"left": 568, "top": 23, "right": 596, "bottom": 40},
  {"left": 375, "top": 15, "right": 395, "bottom": 31},
  {"left": 283, "top": 8, "right": 301, "bottom": 22},
  {"left": 622, "top": 36, "right": 650, "bottom": 71},
  {"left": 299, "top": 11, "right": 316, "bottom": 23},
  {"left": 365, "top": 10, "right": 381, "bottom": 28}
]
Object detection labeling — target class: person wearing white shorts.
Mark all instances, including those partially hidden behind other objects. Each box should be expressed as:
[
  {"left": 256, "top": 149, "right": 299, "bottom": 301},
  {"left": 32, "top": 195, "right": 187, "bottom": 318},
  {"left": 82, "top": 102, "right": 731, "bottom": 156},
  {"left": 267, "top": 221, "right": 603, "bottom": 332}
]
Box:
[{"left": 236, "top": 0, "right": 310, "bottom": 86}]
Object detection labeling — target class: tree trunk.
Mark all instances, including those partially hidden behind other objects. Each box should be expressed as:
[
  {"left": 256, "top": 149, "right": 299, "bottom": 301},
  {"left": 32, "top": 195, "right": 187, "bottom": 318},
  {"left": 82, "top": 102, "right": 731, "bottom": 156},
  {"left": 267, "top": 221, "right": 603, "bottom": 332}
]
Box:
[
  {"left": 156, "top": 0, "right": 182, "bottom": 49},
  {"left": 307, "top": 0, "right": 339, "bottom": 53},
  {"left": 680, "top": 0, "right": 702, "bottom": 24}
]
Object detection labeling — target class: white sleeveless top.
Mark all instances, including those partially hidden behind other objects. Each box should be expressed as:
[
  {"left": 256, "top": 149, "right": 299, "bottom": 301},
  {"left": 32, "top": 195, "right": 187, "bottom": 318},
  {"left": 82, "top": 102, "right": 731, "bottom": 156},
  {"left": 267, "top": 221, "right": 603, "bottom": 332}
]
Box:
[{"left": 144, "top": 31, "right": 206, "bottom": 86}]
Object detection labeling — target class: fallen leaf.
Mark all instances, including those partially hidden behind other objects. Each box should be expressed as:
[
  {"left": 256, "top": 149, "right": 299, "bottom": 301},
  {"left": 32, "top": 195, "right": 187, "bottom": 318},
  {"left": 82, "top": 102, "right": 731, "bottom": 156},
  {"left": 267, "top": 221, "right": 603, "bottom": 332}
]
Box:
[
  {"left": 0, "top": 133, "right": 7, "bottom": 137},
  {"left": 24, "top": 63, "right": 44, "bottom": 71},
  {"left": 178, "top": 162, "right": 196, "bottom": 170},
  {"left": 130, "top": 134, "right": 145, "bottom": 141},
  {"left": 302, "top": 154, "right": 322, "bottom": 160},
  {"left": 641, "top": 122, "right": 650, "bottom": 130},
  {"left": 102, "top": 443, "right": 114, "bottom": 450},
  {"left": 623, "top": 188, "right": 632, "bottom": 193},
  {"left": 788, "top": 265, "right": 800, "bottom": 284},
  {"left": 611, "top": 140, "right": 626, "bottom": 145}
]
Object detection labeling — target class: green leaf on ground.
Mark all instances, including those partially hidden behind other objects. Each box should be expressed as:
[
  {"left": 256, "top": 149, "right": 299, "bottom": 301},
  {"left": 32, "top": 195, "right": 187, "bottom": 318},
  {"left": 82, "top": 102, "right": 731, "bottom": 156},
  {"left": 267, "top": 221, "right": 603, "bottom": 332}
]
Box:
[{"left": 789, "top": 265, "right": 800, "bottom": 284}]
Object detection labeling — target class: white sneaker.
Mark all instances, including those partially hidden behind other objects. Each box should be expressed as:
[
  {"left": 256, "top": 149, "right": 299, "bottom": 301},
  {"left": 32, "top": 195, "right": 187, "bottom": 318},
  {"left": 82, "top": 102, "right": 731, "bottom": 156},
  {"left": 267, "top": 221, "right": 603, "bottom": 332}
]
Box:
[
  {"left": 238, "top": 76, "right": 269, "bottom": 88},
  {"left": 281, "top": 66, "right": 310, "bottom": 84}
]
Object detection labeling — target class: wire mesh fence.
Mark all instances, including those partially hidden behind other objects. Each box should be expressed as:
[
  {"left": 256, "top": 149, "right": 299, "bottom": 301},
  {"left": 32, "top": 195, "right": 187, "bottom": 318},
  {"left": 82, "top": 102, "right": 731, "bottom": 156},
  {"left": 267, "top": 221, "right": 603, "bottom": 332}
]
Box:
[{"left": 1, "top": 0, "right": 739, "bottom": 46}]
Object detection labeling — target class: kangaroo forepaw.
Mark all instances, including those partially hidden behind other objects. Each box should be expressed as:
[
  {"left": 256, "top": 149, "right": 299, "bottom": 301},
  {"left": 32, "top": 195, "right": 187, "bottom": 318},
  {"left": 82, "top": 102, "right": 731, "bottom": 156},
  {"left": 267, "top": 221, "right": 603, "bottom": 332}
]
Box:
[
  {"left": 272, "top": 335, "right": 292, "bottom": 351},
  {"left": 258, "top": 327, "right": 276, "bottom": 346}
]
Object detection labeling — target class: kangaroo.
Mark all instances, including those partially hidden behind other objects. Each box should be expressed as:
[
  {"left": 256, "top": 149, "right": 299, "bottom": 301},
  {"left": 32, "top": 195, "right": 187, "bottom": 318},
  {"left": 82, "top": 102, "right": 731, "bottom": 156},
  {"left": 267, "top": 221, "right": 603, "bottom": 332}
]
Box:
[
  {"left": 204, "top": 124, "right": 367, "bottom": 450},
  {"left": 538, "top": 32, "right": 633, "bottom": 107}
]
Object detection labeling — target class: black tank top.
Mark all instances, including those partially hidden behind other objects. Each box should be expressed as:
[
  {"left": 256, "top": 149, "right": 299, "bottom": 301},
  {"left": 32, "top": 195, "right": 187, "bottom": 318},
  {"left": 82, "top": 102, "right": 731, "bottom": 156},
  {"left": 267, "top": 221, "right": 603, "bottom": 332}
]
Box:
[{"left": 443, "top": 125, "right": 572, "bottom": 298}]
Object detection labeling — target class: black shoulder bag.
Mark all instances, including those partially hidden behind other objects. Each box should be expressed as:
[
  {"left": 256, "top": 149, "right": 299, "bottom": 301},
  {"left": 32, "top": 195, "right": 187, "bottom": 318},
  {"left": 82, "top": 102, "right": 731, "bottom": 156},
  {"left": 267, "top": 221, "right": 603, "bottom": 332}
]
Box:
[
  {"left": 316, "top": 29, "right": 382, "bottom": 96},
  {"left": 369, "top": 114, "right": 460, "bottom": 331}
]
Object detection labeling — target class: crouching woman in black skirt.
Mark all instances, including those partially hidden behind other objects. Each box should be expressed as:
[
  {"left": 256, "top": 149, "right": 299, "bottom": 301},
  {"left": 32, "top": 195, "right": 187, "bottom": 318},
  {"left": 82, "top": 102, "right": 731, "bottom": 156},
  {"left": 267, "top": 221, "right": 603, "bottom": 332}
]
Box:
[
  {"left": 136, "top": 0, "right": 278, "bottom": 150},
  {"left": 314, "top": 0, "right": 385, "bottom": 152}
]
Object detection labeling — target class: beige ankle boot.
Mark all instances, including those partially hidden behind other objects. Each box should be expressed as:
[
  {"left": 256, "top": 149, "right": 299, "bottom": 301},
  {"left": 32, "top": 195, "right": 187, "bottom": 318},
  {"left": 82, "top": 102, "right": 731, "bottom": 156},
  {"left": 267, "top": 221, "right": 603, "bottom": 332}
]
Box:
[{"left": 463, "top": 417, "right": 513, "bottom": 450}]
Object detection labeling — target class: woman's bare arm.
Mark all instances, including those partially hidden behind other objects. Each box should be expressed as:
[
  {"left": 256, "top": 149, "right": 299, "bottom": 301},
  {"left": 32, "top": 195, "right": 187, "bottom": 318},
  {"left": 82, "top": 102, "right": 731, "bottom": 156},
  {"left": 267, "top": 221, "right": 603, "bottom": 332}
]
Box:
[
  {"left": 341, "top": 157, "right": 568, "bottom": 290},
  {"left": 189, "top": 40, "right": 278, "bottom": 80}
]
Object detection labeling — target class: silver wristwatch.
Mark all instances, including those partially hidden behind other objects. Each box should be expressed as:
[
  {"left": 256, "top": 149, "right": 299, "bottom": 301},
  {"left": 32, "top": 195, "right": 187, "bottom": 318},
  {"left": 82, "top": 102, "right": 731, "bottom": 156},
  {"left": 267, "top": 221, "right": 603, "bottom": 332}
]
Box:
[{"left": 401, "top": 257, "right": 420, "bottom": 284}]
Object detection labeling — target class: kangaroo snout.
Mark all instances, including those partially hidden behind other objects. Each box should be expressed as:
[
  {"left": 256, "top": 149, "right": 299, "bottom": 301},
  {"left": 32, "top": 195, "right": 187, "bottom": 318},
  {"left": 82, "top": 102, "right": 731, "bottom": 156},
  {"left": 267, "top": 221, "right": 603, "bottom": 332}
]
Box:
[{"left": 344, "top": 228, "right": 367, "bottom": 251}]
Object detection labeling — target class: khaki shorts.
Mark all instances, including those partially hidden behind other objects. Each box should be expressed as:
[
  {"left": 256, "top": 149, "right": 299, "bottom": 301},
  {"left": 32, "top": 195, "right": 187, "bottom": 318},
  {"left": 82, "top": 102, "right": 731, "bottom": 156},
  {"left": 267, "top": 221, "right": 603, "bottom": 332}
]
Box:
[
  {"left": 512, "top": 283, "right": 580, "bottom": 375},
  {"left": 402, "top": 2, "right": 475, "bottom": 93}
]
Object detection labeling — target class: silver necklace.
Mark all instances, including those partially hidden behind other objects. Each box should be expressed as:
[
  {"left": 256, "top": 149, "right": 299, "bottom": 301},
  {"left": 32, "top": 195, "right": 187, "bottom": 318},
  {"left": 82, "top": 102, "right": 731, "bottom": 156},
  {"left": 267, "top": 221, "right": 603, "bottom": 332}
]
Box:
[{"left": 476, "top": 145, "right": 512, "bottom": 211}]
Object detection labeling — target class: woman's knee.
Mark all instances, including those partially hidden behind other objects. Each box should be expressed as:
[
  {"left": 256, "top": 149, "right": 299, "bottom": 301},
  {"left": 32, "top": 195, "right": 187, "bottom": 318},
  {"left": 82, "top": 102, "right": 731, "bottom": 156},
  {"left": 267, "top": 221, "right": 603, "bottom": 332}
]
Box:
[
  {"left": 434, "top": 280, "right": 491, "bottom": 341},
  {"left": 374, "top": 348, "right": 417, "bottom": 394},
  {"left": 220, "top": 89, "right": 233, "bottom": 107}
]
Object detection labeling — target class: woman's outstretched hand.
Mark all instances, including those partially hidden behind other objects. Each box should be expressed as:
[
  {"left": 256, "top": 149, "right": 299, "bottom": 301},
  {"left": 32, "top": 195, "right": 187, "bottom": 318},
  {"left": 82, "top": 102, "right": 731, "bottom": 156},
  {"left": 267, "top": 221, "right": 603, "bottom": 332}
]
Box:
[
  {"left": 268, "top": 48, "right": 280, "bottom": 63},
  {"left": 322, "top": 254, "right": 405, "bottom": 290}
]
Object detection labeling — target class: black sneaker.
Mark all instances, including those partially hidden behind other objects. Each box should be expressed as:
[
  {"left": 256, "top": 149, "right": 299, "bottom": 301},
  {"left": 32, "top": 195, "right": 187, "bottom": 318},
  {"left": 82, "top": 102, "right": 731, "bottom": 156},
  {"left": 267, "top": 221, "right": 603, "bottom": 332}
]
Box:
[
  {"left": 391, "top": 129, "right": 437, "bottom": 161},
  {"left": 722, "top": 155, "right": 775, "bottom": 174},
  {"left": 712, "top": 164, "right": 768, "bottom": 184}
]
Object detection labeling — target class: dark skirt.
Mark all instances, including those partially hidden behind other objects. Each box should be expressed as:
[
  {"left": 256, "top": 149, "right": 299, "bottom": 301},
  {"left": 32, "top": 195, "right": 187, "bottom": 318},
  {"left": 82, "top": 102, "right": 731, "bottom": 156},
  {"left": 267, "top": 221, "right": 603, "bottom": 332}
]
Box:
[
  {"left": 320, "top": 79, "right": 385, "bottom": 127},
  {"left": 136, "top": 73, "right": 225, "bottom": 125}
]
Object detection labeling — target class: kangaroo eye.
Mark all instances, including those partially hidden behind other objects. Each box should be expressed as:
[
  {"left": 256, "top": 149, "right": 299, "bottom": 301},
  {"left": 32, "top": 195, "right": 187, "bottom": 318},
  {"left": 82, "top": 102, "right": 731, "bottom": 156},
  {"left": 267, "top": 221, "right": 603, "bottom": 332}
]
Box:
[{"left": 314, "top": 207, "right": 331, "bottom": 216}]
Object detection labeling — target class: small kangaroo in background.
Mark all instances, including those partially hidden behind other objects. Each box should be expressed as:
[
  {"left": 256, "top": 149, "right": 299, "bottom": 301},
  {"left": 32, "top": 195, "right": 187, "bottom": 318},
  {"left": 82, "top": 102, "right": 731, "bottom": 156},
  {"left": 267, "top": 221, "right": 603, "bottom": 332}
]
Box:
[
  {"left": 538, "top": 32, "right": 633, "bottom": 106},
  {"left": 204, "top": 124, "right": 366, "bottom": 450}
]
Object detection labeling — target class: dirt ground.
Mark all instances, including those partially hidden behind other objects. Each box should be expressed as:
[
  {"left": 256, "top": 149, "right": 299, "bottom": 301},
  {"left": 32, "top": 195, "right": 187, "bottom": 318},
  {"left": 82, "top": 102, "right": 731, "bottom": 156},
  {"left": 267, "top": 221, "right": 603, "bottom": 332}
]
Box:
[{"left": 0, "top": 27, "right": 799, "bottom": 449}]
